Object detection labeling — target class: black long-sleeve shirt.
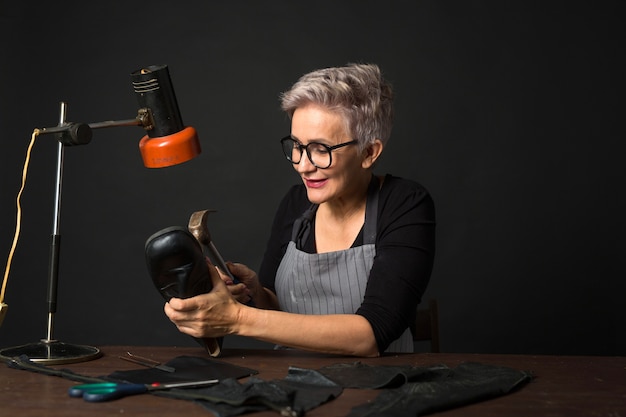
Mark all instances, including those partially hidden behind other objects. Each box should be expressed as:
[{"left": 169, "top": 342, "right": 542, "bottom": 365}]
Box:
[{"left": 259, "top": 174, "right": 436, "bottom": 352}]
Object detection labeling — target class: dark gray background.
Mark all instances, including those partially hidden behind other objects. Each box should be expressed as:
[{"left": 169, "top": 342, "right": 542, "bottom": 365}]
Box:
[{"left": 0, "top": 1, "right": 623, "bottom": 355}]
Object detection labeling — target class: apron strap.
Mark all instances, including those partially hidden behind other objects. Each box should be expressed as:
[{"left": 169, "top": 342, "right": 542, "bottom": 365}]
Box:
[
  {"left": 291, "top": 204, "right": 317, "bottom": 249},
  {"left": 363, "top": 175, "right": 380, "bottom": 245}
]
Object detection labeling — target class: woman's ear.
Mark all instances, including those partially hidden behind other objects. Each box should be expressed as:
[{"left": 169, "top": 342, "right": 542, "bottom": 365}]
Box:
[{"left": 361, "top": 139, "right": 384, "bottom": 169}]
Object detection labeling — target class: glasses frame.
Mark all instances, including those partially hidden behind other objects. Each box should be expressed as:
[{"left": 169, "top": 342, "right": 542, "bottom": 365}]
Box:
[{"left": 280, "top": 135, "right": 358, "bottom": 169}]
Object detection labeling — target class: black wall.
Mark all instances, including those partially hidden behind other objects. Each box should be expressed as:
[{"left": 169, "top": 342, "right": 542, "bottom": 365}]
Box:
[{"left": 1, "top": 1, "right": 623, "bottom": 355}]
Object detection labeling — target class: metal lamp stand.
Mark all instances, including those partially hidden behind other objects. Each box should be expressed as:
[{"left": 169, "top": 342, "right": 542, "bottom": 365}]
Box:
[
  {"left": 0, "top": 102, "right": 144, "bottom": 365},
  {"left": 0, "top": 65, "right": 196, "bottom": 365}
]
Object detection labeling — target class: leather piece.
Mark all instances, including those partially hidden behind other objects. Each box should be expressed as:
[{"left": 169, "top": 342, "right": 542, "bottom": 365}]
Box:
[
  {"left": 162, "top": 366, "right": 343, "bottom": 417},
  {"left": 345, "top": 362, "right": 533, "bottom": 417},
  {"left": 6, "top": 354, "right": 107, "bottom": 384},
  {"left": 107, "top": 355, "right": 257, "bottom": 384},
  {"left": 278, "top": 366, "right": 343, "bottom": 414},
  {"left": 164, "top": 377, "right": 295, "bottom": 417},
  {"left": 317, "top": 361, "right": 451, "bottom": 389}
]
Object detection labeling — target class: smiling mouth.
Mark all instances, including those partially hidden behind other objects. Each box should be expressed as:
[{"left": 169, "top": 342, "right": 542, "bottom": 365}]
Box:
[{"left": 304, "top": 178, "right": 328, "bottom": 188}]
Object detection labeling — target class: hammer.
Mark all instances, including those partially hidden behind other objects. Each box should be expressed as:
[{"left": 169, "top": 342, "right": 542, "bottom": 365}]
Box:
[
  {"left": 187, "top": 209, "right": 236, "bottom": 357},
  {"left": 188, "top": 209, "right": 239, "bottom": 284}
]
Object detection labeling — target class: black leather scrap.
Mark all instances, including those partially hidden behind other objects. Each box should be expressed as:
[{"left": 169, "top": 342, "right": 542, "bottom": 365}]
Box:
[
  {"left": 344, "top": 362, "right": 533, "bottom": 417},
  {"left": 111, "top": 357, "right": 342, "bottom": 417},
  {"left": 277, "top": 366, "right": 343, "bottom": 414},
  {"left": 108, "top": 355, "right": 257, "bottom": 384},
  {"left": 157, "top": 376, "right": 297, "bottom": 417},
  {"left": 110, "top": 355, "right": 287, "bottom": 416},
  {"left": 5, "top": 354, "right": 107, "bottom": 384},
  {"left": 159, "top": 366, "right": 343, "bottom": 417},
  {"left": 317, "top": 361, "right": 451, "bottom": 389}
]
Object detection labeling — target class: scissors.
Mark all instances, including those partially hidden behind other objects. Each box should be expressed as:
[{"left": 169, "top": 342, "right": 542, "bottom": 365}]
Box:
[{"left": 69, "top": 379, "right": 219, "bottom": 402}]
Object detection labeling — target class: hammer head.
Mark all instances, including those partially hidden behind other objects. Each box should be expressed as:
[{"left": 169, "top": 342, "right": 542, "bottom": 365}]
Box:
[{"left": 188, "top": 209, "right": 216, "bottom": 245}]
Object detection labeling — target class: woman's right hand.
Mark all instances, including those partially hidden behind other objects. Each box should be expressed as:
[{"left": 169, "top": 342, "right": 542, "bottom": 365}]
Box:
[
  {"left": 216, "top": 261, "right": 278, "bottom": 309},
  {"left": 214, "top": 262, "right": 257, "bottom": 305}
]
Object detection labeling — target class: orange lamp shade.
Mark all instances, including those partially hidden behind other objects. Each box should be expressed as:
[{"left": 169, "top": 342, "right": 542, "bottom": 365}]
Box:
[{"left": 139, "top": 126, "right": 201, "bottom": 168}]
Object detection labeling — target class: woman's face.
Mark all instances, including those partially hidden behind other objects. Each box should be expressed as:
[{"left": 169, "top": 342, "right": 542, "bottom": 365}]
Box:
[{"left": 290, "top": 103, "right": 369, "bottom": 206}]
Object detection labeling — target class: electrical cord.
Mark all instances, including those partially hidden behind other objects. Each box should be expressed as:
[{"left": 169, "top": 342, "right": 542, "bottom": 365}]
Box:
[{"left": 1, "top": 129, "right": 40, "bottom": 325}]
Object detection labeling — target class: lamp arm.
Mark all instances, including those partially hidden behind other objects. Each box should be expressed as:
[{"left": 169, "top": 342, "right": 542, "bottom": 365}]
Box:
[
  {"left": 88, "top": 118, "right": 144, "bottom": 130},
  {"left": 88, "top": 107, "right": 154, "bottom": 130},
  {"left": 35, "top": 108, "right": 154, "bottom": 145}
]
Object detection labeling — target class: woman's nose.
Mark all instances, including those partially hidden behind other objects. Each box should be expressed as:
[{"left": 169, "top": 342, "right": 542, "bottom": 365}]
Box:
[{"left": 295, "top": 150, "right": 316, "bottom": 172}]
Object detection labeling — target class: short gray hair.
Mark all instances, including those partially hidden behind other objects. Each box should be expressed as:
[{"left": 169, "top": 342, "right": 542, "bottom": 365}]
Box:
[{"left": 280, "top": 63, "right": 393, "bottom": 149}]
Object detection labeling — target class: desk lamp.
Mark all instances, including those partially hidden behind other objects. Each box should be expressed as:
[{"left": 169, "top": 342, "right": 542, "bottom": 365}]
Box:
[{"left": 0, "top": 64, "right": 200, "bottom": 365}]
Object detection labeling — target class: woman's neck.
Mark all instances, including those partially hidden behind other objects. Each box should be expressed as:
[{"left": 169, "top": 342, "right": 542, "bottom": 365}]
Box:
[
  {"left": 319, "top": 173, "right": 372, "bottom": 221},
  {"left": 314, "top": 174, "right": 373, "bottom": 253}
]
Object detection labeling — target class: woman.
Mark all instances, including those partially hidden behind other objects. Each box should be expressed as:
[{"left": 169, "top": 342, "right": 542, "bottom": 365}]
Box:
[{"left": 165, "top": 63, "right": 435, "bottom": 357}]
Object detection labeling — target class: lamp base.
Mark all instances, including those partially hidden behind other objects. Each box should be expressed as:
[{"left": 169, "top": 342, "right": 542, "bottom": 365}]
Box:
[{"left": 0, "top": 340, "right": 101, "bottom": 365}]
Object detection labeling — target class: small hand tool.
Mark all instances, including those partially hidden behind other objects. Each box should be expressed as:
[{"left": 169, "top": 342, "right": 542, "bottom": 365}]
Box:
[
  {"left": 119, "top": 351, "right": 175, "bottom": 373},
  {"left": 69, "top": 379, "right": 219, "bottom": 402}
]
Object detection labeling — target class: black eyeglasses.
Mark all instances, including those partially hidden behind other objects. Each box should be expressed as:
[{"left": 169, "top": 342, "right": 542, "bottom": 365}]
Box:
[{"left": 280, "top": 136, "right": 358, "bottom": 169}]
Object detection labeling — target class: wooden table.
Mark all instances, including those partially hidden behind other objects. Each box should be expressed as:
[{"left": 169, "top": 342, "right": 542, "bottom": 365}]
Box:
[{"left": 1, "top": 345, "right": 624, "bottom": 416}]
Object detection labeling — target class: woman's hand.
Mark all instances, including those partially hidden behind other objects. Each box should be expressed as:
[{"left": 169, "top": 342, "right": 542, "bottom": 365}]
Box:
[
  {"left": 216, "top": 262, "right": 261, "bottom": 305},
  {"left": 164, "top": 264, "right": 242, "bottom": 339},
  {"left": 218, "top": 261, "right": 280, "bottom": 310}
]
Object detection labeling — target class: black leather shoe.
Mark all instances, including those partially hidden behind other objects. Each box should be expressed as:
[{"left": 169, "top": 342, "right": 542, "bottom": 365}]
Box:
[
  {"left": 145, "top": 226, "right": 212, "bottom": 300},
  {"left": 145, "top": 226, "right": 222, "bottom": 357}
]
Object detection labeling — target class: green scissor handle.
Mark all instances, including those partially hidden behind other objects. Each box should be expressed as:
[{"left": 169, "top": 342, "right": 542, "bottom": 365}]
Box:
[{"left": 68, "top": 382, "right": 148, "bottom": 402}]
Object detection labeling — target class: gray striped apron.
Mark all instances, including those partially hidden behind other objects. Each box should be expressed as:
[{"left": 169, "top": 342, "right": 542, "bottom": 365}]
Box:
[{"left": 275, "top": 177, "right": 413, "bottom": 353}]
